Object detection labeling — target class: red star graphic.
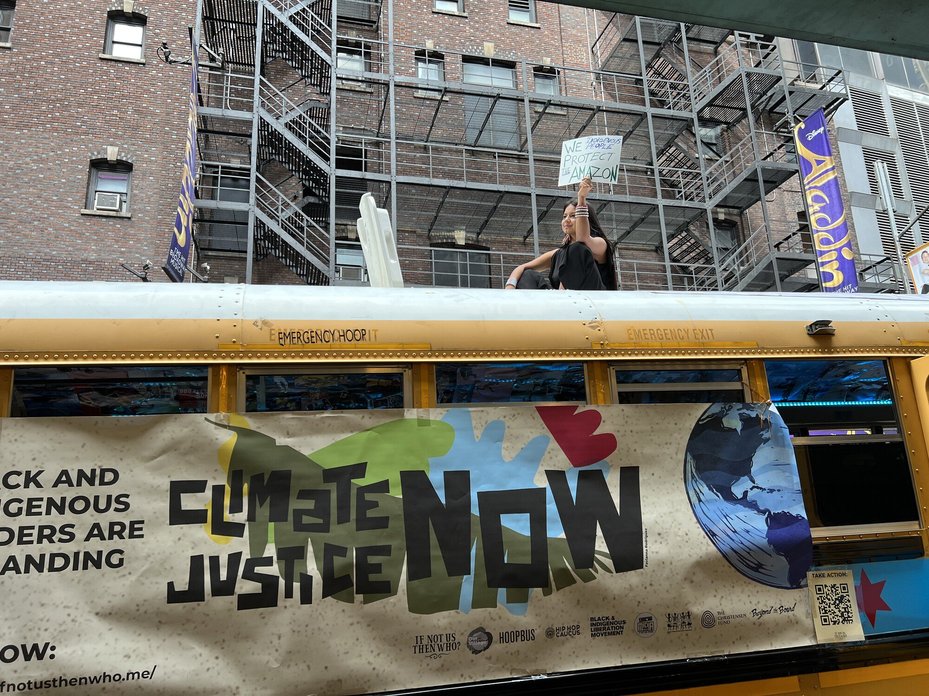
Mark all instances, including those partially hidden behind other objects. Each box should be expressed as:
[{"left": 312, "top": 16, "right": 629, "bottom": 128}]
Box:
[{"left": 856, "top": 569, "right": 892, "bottom": 628}]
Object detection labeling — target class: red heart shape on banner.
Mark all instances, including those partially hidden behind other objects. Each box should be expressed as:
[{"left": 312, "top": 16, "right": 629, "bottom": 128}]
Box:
[{"left": 536, "top": 405, "right": 617, "bottom": 468}]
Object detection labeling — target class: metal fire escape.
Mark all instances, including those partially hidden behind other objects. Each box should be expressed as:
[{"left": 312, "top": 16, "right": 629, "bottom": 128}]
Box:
[
  {"left": 190, "top": 1, "right": 856, "bottom": 292},
  {"left": 195, "top": 0, "right": 337, "bottom": 284},
  {"left": 593, "top": 19, "right": 852, "bottom": 291}
]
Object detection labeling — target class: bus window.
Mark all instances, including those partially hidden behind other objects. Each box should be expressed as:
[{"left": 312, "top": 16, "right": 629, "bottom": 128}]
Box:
[
  {"left": 242, "top": 368, "right": 410, "bottom": 412},
  {"left": 612, "top": 364, "right": 746, "bottom": 404},
  {"left": 435, "top": 362, "right": 586, "bottom": 404},
  {"left": 765, "top": 359, "right": 920, "bottom": 530},
  {"left": 10, "top": 366, "right": 208, "bottom": 417}
]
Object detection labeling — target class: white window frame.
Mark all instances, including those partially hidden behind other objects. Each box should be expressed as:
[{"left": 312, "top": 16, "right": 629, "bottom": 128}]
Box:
[
  {"left": 462, "top": 60, "right": 519, "bottom": 148},
  {"left": 87, "top": 162, "right": 132, "bottom": 214},
  {"left": 336, "top": 45, "right": 366, "bottom": 73},
  {"left": 534, "top": 70, "right": 559, "bottom": 96},
  {"left": 105, "top": 14, "right": 146, "bottom": 60},
  {"left": 431, "top": 246, "right": 492, "bottom": 288},
  {"left": 335, "top": 241, "right": 368, "bottom": 283},
  {"left": 0, "top": 1, "right": 15, "bottom": 44},
  {"left": 508, "top": 0, "right": 535, "bottom": 23},
  {"left": 416, "top": 53, "right": 445, "bottom": 82},
  {"left": 434, "top": 0, "right": 463, "bottom": 13}
]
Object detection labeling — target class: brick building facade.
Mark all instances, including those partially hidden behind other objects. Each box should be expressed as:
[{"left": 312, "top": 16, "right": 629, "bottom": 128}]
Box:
[
  {"left": 1, "top": 0, "right": 194, "bottom": 281},
  {"left": 3, "top": 0, "right": 908, "bottom": 292}
]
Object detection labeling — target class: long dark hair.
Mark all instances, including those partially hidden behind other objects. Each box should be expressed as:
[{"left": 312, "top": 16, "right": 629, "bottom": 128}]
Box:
[{"left": 564, "top": 199, "right": 618, "bottom": 290}]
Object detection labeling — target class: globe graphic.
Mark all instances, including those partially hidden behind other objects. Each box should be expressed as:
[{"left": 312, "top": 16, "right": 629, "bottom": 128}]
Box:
[{"left": 684, "top": 403, "right": 812, "bottom": 589}]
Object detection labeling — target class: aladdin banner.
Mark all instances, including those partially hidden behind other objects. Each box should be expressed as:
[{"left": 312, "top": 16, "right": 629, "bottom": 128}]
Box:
[
  {"left": 1, "top": 405, "right": 815, "bottom": 694},
  {"left": 163, "top": 50, "right": 199, "bottom": 283},
  {"left": 793, "top": 109, "right": 858, "bottom": 293}
]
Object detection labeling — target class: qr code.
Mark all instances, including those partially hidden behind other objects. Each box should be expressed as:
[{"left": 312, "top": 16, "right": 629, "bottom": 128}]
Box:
[{"left": 815, "top": 582, "right": 854, "bottom": 626}]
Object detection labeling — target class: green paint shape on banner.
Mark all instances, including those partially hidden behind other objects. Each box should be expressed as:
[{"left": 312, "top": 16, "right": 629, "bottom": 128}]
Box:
[{"left": 311, "top": 419, "right": 455, "bottom": 495}]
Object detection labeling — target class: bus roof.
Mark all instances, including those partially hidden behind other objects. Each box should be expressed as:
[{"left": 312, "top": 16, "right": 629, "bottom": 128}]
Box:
[{"left": 2, "top": 281, "right": 928, "bottom": 362}]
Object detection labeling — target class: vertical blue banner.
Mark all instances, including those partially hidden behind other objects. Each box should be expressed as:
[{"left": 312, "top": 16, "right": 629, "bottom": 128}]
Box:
[
  {"left": 163, "top": 51, "right": 199, "bottom": 283},
  {"left": 793, "top": 109, "right": 858, "bottom": 293}
]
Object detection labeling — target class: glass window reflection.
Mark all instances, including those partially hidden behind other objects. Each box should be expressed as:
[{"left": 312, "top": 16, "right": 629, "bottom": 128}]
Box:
[
  {"left": 614, "top": 366, "right": 745, "bottom": 404},
  {"left": 245, "top": 372, "right": 406, "bottom": 412},
  {"left": 12, "top": 366, "right": 208, "bottom": 417}
]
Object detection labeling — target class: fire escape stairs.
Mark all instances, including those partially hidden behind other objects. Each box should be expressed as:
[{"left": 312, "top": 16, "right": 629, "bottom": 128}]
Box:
[
  {"left": 665, "top": 40, "right": 711, "bottom": 75},
  {"left": 644, "top": 54, "right": 690, "bottom": 111},
  {"left": 252, "top": 0, "right": 334, "bottom": 284},
  {"left": 656, "top": 138, "right": 702, "bottom": 202},
  {"left": 262, "top": 0, "right": 332, "bottom": 94},
  {"left": 665, "top": 226, "right": 715, "bottom": 270},
  {"left": 255, "top": 108, "right": 332, "bottom": 284}
]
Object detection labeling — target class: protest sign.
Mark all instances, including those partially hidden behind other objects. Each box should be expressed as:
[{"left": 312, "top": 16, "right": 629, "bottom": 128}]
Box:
[{"left": 558, "top": 135, "right": 624, "bottom": 187}]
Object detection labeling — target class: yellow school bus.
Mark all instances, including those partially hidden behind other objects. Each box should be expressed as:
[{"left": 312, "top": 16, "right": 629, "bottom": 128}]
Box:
[{"left": 2, "top": 280, "right": 929, "bottom": 695}]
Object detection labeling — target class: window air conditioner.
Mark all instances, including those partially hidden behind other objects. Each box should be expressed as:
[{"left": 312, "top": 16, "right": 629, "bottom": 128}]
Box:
[
  {"left": 94, "top": 192, "right": 122, "bottom": 211},
  {"left": 337, "top": 265, "right": 366, "bottom": 281}
]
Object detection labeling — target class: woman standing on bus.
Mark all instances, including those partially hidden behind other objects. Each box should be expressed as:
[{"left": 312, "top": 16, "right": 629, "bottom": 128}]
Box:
[{"left": 504, "top": 176, "right": 618, "bottom": 291}]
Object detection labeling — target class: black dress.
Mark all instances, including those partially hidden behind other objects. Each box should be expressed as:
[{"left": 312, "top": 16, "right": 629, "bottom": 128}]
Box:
[{"left": 517, "top": 242, "right": 612, "bottom": 290}]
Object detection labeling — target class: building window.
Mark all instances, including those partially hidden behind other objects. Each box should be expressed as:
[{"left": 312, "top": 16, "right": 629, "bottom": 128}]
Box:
[
  {"left": 434, "top": 0, "right": 463, "bottom": 12},
  {"left": 462, "top": 59, "right": 519, "bottom": 148},
  {"left": 808, "top": 41, "right": 874, "bottom": 78},
  {"left": 431, "top": 245, "right": 491, "bottom": 288},
  {"left": 879, "top": 53, "right": 929, "bottom": 93},
  {"left": 105, "top": 13, "right": 146, "bottom": 60},
  {"left": 0, "top": 1, "right": 15, "bottom": 43},
  {"left": 436, "top": 362, "right": 586, "bottom": 404},
  {"left": 87, "top": 161, "right": 132, "bottom": 213},
  {"left": 794, "top": 40, "right": 822, "bottom": 82},
  {"left": 416, "top": 51, "right": 445, "bottom": 82},
  {"left": 335, "top": 144, "right": 368, "bottom": 221},
  {"left": 337, "top": 0, "right": 375, "bottom": 24},
  {"left": 198, "top": 164, "right": 249, "bottom": 252},
  {"left": 508, "top": 0, "right": 535, "bottom": 23},
  {"left": 534, "top": 69, "right": 559, "bottom": 96},
  {"left": 336, "top": 44, "right": 366, "bottom": 72},
  {"left": 335, "top": 241, "right": 367, "bottom": 283}
]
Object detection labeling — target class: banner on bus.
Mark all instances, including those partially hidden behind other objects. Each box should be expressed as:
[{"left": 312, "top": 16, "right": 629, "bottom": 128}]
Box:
[
  {"left": 793, "top": 109, "right": 858, "bottom": 293},
  {"left": 1, "top": 404, "right": 816, "bottom": 694},
  {"left": 163, "top": 50, "right": 199, "bottom": 283}
]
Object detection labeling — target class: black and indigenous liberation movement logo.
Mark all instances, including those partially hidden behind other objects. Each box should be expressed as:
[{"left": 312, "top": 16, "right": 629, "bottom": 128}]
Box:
[
  {"left": 467, "top": 628, "right": 493, "bottom": 654},
  {"left": 634, "top": 613, "right": 657, "bottom": 637},
  {"left": 700, "top": 610, "right": 717, "bottom": 629},
  {"left": 589, "top": 615, "right": 626, "bottom": 638}
]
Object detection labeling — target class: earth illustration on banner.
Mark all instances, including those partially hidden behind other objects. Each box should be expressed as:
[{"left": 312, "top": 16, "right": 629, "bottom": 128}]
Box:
[{"left": 684, "top": 403, "right": 813, "bottom": 589}]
